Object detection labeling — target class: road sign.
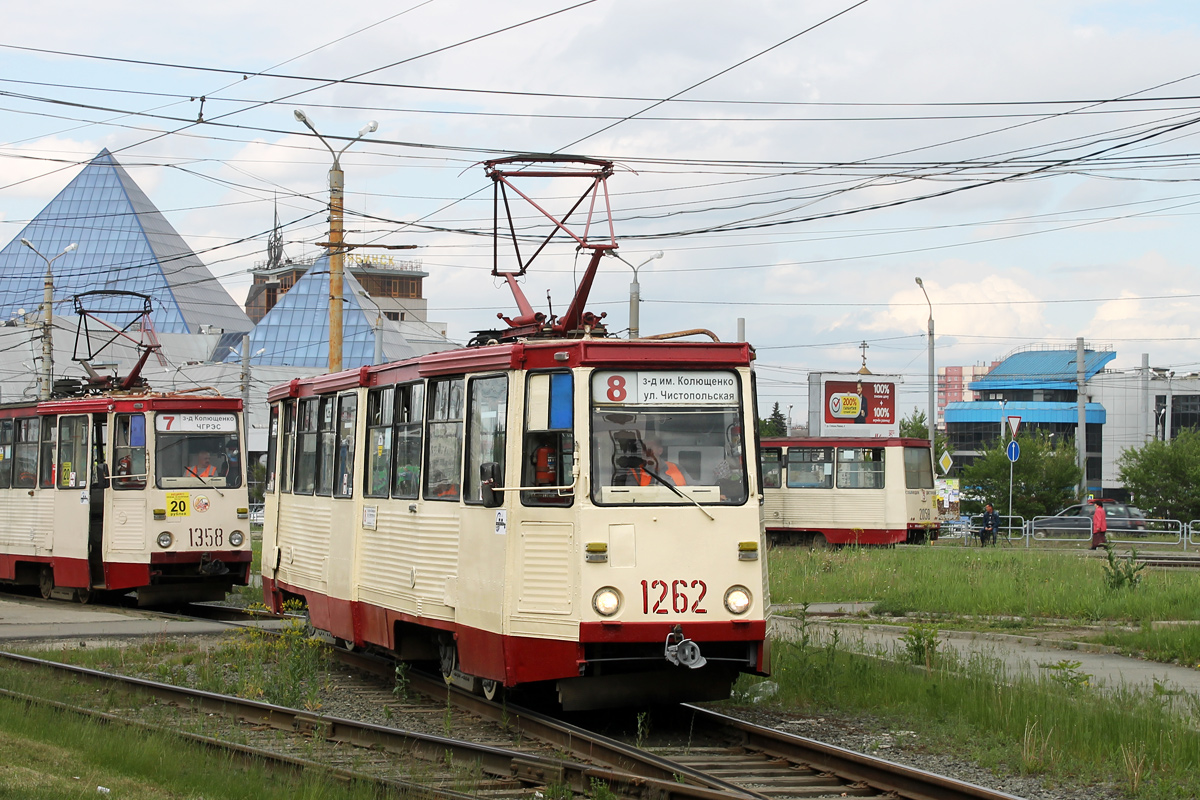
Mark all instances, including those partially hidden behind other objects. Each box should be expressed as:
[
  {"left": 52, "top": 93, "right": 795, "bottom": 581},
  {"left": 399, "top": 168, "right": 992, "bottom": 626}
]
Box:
[
  {"left": 938, "top": 451, "right": 953, "bottom": 474},
  {"left": 1007, "top": 415, "right": 1021, "bottom": 438},
  {"left": 1006, "top": 440, "right": 1020, "bottom": 462}
]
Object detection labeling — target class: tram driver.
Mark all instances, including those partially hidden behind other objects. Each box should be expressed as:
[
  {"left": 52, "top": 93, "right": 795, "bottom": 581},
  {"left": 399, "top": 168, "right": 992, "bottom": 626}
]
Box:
[
  {"left": 628, "top": 436, "right": 688, "bottom": 487},
  {"left": 187, "top": 450, "right": 217, "bottom": 479}
]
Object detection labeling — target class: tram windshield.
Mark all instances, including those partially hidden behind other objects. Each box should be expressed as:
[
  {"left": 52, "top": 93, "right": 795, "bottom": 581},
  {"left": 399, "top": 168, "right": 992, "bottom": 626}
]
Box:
[
  {"left": 154, "top": 412, "right": 242, "bottom": 488},
  {"left": 590, "top": 370, "right": 747, "bottom": 506}
]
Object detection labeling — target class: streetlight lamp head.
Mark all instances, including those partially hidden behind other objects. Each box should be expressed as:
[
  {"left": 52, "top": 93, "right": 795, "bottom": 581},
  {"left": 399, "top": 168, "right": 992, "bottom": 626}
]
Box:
[
  {"left": 62, "top": 243, "right": 77, "bottom": 253},
  {"left": 359, "top": 121, "right": 379, "bottom": 137},
  {"left": 293, "top": 109, "right": 309, "bottom": 124},
  {"left": 915, "top": 276, "right": 923, "bottom": 287},
  {"left": 19, "top": 238, "right": 32, "bottom": 248},
  {"left": 651, "top": 251, "right": 664, "bottom": 260}
]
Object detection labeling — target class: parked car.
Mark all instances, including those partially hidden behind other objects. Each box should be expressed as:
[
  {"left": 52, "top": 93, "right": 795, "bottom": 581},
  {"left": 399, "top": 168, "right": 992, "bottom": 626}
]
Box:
[{"left": 1031, "top": 501, "right": 1148, "bottom": 537}]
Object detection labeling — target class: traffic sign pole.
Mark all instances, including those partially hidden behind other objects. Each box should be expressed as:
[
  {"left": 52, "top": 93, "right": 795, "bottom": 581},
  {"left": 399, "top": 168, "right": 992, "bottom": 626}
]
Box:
[{"left": 1006, "top": 435, "right": 1020, "bottom": 545}]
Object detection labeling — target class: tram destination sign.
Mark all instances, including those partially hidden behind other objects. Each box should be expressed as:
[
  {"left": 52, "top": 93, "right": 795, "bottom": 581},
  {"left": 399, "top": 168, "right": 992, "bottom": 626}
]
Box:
[
  {"left": 592, "top": 370, "right": 738, "bottom": 405},
  {"left": 155, "top": 413, "right": 237, "bottom": 433}
]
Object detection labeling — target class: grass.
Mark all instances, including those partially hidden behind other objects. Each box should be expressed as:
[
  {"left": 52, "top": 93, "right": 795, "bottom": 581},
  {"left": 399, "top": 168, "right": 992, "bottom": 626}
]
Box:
[
  {"left": 769, "top": 546, "right": 1200, "bottom": 623},
  {"left": 0, "top": 694, "right": 397, "bottom": 799},
  {"left": 16, "top": 616, "right": 330, "bottom": 711},
  {"left": 1083, "top": 623, "right": 1200, "bottom": 668},
  {"left": 736, "top": 610, "right": 1200, "bottom": 799}
]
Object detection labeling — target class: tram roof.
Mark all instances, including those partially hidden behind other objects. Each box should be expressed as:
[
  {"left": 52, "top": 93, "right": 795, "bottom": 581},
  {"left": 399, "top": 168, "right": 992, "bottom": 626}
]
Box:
[
  {"left": 267, "top": 338, "right": 754, "bottom": 402},
  {"left": 0, "top": 393, "right": 242, "bottom": 417}
]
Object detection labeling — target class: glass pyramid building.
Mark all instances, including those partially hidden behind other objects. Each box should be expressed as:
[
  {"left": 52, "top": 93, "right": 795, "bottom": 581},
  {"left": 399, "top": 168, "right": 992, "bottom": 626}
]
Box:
[
  {"left": 234, "top": 256, "right": 414, "bottom": 368},
  {"left": 0, "top": 149, "right": 250, "bottom": 334}
]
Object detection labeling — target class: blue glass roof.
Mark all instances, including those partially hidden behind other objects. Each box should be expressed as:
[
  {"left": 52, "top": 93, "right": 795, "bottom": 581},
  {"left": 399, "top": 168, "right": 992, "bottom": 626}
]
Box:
[
  {"left": 236, "top": 257, "right": 397, "bottom": 368},
  {"left": 968, "top": 349, "right": 1115, "bottom": 391},
  {"left": 0, "top": 150, "right": 250, "bottom": 334},
  {"left": 945, "top": 400, "right": 1106, "bottom": 424}
]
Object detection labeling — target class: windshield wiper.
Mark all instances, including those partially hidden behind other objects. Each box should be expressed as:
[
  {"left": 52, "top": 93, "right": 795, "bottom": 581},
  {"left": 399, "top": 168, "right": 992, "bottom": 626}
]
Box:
[{"left": 640, "top": 464, "right": 714, "bottom": 521}]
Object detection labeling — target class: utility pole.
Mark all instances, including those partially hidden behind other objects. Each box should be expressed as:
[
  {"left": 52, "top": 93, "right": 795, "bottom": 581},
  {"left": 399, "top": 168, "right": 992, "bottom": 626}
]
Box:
[
  {"left": 293, "top": 110, "right": 377, "bottom": 373},
  {"left": 916, "top": 277, "right": 936, "bottom": 448},
  {"left": 1076, "top": 337, "right": 1087, "bottom": 498},
  {"left": 20, "top": 239, "right": 76, "bottom": 400}
]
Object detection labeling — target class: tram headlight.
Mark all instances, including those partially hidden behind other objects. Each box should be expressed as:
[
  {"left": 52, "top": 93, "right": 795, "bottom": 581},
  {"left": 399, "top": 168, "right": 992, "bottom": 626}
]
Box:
[
  {"left": 724, "top": 585, "right": 752, "bottom": 615},
  {"left": 229, "top": 530, "right": 245, "bottom": 547},
  {"left": 592, "top": 587, "right": 622, "bottom": 617},
  {"left": 156, "top": 531, "right": 173, "bottom": 549}
]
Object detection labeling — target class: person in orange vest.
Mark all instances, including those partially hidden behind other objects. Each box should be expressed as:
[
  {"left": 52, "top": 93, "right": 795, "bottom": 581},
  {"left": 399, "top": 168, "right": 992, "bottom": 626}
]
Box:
[
  {"left": 187, "top": 450, "right": 217, "bottom": 478},
  {"left": 631, "top": 438, "right": 687, "bottom": 487}
]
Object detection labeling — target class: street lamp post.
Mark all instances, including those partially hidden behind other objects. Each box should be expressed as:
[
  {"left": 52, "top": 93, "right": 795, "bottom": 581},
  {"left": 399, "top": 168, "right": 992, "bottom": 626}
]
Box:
[
  {"left": 293, "top": 110, "right": 378, "bottom": 372},
  {"left": 626, "top": 251, "right": 663, "bottom": 339},
  {"left": 20, "top": 239, "right": 76, "bottom": 400},
  {"left": 915, "top": 277, "right": 935, "bottom": 448}
]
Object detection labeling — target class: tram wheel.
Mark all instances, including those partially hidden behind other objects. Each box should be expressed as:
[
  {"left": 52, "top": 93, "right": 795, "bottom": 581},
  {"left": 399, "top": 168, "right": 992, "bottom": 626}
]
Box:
[
  {"left": 76, "top": 587, "right": 92, "bottom": 605},
  {"left": 438, "top": 639, "right": 457, "bottom": 685},
  {"left": 808, "top": 533, "right": 829, "bottom": 550},
  {"left": 481, "top": 679, "right": 501, "bottom": 702},
  {"left": 38, "top": 567, "right": 54, "bottom": 599}
]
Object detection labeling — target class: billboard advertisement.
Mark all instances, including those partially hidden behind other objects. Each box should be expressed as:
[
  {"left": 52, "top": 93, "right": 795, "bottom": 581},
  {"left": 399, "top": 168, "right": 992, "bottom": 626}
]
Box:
[{"left": 808, "top": 373, "right": 900, "bottom": 438}]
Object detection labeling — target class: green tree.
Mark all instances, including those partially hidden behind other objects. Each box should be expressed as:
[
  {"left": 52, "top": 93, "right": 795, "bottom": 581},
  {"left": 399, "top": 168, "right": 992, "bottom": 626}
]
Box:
[
  {"left": 1117, "top": 428, "right": 1200, "bottom": 521},
  {"left": 960, "top": 432, "right": 1081, "bottom": 519},
  {"left": 759, "top": 402, "right": 788, "bottom": 437},
  {"left": 899, "top": 406, "right": 949, "bottom": 460}
]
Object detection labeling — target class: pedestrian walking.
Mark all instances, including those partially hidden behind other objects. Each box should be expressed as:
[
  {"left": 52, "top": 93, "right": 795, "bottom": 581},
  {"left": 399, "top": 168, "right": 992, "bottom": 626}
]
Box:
[
  {"left": 1090, "top": 499, "right": 1107, "bottom": 550},
  {"left": 980, "top": 503, "right": 1001, "bottom": 547}
]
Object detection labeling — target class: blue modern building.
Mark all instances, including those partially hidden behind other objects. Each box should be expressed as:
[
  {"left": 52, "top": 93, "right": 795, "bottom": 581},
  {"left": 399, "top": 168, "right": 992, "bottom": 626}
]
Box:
[{"left": 944, "top": 345, "right": 1115, "bottom": 493}]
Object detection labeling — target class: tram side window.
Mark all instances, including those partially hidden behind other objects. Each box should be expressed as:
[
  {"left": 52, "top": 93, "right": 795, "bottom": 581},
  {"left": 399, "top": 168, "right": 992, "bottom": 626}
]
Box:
[
  {"left": 393, "top": 383, "right": 424, "bottom": 500},
  {"left": 39, "top": 417, "right": 56, "bottom": 489},
  {"left": 14, "top": 418, "right": 38, "bottom": 489},
  {"left": 761, "top": 448, "right": 782, "bottom": 489},
  {"left": 281, "top": 401, "right": 296, "bottom": 493},
  {"left": 316, "top": 396, "right": 337, "bottom": 496},
  {"left": 57, "top": 417, "right": 88, "bottom": 489},
  {"left": 265, "top": 405, "right": 279, "bottom": 494},
  {"left": 294, "top": 398, "right": 319, "bottom": 495},
  {"left": 424, "top": 378, "right": 464, "bottom": 501},
  {"left": 837, "top": 447, "right": 885, "bottom": 489},
  {"left": 521, "top": 372, "right": 574, "bottom": 507},
  {"left": 787, "top": 446, "right": 834, "bottom": 489},
  {"left": 365, "top": 387, "right": 393, "bottom": 498},
  {"left": 464, "top": 375, "right": 508, "bottom": 505},
  {"left": 113, "top": 413, "right": 147, "bottom": 489},
  {"left": 0, "top": 420, "right": 12, "bottom": 489},
  {"left": 334, "top": 394, "right": 357, "bottom": 499},
  {"left": 904, "top": 447, "right": 935, "bottom": 489}
]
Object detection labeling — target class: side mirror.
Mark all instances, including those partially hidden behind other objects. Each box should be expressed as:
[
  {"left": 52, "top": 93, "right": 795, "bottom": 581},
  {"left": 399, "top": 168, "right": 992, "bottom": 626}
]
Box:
[{"left": 480, "top": 462, "right": 503, "bottom": 508}]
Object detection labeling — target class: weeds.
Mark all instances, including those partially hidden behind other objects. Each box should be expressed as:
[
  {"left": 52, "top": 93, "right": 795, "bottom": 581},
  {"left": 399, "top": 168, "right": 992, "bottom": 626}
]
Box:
[
  {"left": 1101, "top": 543, "right": 1147, "bottom": 590},
  {"left": 634, "top": 711, "right": 650, "bottom": 749},
  {"left": 1039, "top": 659, "right": 1092, "bottom": 692},
  {"left": 589, "top": 777, "right": 617, "bottom": 800},
  {"left": 898, "top": 624, "right": 940, "bottom": 669},
  {"left": 1019, "top": 720, "right": 1057, "bottom": 774},
  {"left": 1120, "top": 742, "right": 1148, "bottom": 793}
]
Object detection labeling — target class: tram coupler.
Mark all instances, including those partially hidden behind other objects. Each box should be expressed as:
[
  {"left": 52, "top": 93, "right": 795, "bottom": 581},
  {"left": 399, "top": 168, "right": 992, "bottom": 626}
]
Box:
[{"left": 664, "top": 624, "right": 707, "bottom": 669}]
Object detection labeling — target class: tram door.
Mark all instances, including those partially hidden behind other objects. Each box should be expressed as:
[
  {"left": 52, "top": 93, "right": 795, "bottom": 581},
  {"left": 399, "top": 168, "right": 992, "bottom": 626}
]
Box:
[
  {"left": 54, "top": 416, "right": 93, "bottom": 587},
  {"left": 88, "top": 415, "right": 108, "bottom": 585}
]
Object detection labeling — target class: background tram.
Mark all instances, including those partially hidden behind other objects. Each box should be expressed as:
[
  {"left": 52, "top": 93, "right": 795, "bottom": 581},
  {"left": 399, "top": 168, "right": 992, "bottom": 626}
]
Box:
[
  {"left": 0, "top": 393, "right": 252, "bottom": 605},
  {"left": 761, "top": 436, "right": 938, "bottom": 547},
  {"left": 261, "top": 340, "right": 770, "bottom": 709}
]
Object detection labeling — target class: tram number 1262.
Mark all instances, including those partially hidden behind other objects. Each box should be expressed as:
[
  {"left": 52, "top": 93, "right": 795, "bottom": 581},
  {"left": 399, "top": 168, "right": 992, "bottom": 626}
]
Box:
[
  {"left": 641, "top": 579, "right": 708, "bottom": 614},
  {"left": 188, "top": 528, "right": 224, "bottom": 547}
]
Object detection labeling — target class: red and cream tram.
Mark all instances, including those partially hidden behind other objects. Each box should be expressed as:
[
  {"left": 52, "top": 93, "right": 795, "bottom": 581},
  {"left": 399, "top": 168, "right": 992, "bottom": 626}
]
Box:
[
  {"left": 261, "top": 155, "right": 770, "bottom": 709},
  {"left": 0, "top": 393, "right": 252, "bottom": 604},
  {"left": 760, "top": 436, "right": 938, "bottom": 547}
]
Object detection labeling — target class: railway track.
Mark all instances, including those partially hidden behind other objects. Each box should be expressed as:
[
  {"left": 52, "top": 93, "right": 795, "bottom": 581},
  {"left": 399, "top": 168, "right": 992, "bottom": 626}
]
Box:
[{"left": 0, "top": 640, "right": 1025, "bottom": 800}]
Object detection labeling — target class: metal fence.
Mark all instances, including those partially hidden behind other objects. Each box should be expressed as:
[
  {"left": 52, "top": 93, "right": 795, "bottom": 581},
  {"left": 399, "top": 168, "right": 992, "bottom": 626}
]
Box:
[{"left": 955, "top": 514, "right": 1195, "bottom": 550}]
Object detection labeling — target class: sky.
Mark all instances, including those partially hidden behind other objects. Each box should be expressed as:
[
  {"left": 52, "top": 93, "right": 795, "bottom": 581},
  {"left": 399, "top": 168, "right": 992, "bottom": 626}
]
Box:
[{"left": 4, "top": 0, "right": 1200, "bottom": 421}]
